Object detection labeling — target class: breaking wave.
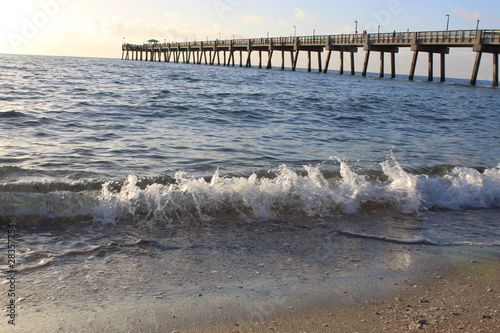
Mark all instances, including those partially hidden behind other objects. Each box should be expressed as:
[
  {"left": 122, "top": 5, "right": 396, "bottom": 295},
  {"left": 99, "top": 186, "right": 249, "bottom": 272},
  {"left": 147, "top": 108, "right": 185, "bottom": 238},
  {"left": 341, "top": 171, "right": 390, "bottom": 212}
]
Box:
[{"left": 1, "top": 159, "right": 499, "bottom": 226}]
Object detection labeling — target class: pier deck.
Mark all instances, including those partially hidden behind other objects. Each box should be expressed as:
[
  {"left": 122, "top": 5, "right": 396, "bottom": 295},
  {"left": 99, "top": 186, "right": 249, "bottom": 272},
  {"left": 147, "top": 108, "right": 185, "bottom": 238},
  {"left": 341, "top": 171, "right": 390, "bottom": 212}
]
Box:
[{"left": 122, "top": 29, "right": 500, "bottom": 86}]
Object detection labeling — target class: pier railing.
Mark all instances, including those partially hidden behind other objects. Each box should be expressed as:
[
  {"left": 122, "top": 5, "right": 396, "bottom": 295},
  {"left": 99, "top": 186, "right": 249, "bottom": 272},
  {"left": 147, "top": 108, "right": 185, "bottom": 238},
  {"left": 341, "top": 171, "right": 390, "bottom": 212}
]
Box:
[{"left": 128, "top": 30, "right": 500, "bottom": 50}]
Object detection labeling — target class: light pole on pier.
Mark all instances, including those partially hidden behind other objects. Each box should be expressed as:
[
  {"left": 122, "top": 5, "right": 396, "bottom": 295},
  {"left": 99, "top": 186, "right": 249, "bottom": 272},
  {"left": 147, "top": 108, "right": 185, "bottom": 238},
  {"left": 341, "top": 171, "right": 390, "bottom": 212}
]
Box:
[
  {"left": 355, "top": 20, "right": 358, "bottom": 34},
  {"left": 294, "top": 26, "right": 296, "bottom": 37},
  {"left": 476, "top": 19, "right": 480, "bottom": 30},
  {"left": 446, "top": 14, "right": 450, "bottom": 31}
]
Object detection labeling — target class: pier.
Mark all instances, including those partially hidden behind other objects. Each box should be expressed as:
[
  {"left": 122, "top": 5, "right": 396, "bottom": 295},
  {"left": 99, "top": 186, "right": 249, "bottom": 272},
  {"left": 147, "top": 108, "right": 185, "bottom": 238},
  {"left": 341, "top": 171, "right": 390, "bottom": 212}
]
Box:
[{"left": 122, "top": 29, "right": 500, "bottom": 86}]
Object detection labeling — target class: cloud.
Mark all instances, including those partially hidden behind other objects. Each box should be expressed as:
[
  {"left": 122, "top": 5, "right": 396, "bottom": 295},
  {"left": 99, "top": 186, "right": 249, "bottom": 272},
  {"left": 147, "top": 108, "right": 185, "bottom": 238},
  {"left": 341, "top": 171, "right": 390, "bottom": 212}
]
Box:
[
  {"left": 164, "top": 12, "right": 180, "bottom": 20},
  {"left": 243, "top": 15, "right": 265, "bottom": 23},
  {"left": 107, "top": 18, "right": 160, "bottom": 39},
  {"left": 453, "top": 8, "right": 481, "bottom": 21},
  {"left": 294, "top": 8, "right": 318, "bottom": 21},
  {"left": 277, "top": 19, "right": 294, "bottom": 29},
  {"left": 332, "top": 25, "right": 356, "bottom": 35}
]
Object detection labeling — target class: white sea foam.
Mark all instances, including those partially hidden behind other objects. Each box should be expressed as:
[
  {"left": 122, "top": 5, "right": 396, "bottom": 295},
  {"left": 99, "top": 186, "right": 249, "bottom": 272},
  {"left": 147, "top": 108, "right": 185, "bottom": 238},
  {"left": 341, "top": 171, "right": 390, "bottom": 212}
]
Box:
[
  {"left": 2, "top": 160, "right": 499, "bottom": 224},
  {"left": 93, "top": 160, "right": 500, "bottom": 224}
]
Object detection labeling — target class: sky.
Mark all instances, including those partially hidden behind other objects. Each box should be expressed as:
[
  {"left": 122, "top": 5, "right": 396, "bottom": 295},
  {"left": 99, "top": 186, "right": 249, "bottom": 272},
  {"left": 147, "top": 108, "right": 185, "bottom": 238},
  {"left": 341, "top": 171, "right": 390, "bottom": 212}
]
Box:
[{"left": 1, "top": 0, "right": 499, "bottom": 79}]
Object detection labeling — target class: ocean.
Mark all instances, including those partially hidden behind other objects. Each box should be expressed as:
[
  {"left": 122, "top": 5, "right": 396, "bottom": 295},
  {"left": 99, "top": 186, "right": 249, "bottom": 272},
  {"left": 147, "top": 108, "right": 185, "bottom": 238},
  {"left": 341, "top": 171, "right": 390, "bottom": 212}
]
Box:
[{"left": 0, "top": 53, "right": 499, "bottom": 331}]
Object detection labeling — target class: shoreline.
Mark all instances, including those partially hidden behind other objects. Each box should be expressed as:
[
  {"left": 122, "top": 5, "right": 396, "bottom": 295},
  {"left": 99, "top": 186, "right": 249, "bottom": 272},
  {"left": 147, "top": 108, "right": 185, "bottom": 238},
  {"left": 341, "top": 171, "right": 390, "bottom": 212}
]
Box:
[
  {"left": 181, "top": 246, "right": 499, "bottom": 333},
  {"left": 3, "top": 223, "right": 498, "bottom": 333}
]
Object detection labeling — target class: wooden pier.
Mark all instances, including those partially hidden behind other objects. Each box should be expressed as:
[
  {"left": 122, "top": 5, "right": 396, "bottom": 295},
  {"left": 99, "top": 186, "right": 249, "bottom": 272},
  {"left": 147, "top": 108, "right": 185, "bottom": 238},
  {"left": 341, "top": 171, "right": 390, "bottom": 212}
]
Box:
[{"left": 122, "top": 29, "right": 500, "bottom": 86}]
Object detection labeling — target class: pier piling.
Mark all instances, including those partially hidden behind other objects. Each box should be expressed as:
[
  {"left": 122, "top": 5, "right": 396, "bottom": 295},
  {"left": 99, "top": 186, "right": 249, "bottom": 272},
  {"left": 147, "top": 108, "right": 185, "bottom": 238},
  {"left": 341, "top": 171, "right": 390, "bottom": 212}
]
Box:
[
  {"left": 494, "top": 53, "right": 499, "bottom": 87},
  {"left": 471, "top": 52, "right": 483, "bottom": 86}
]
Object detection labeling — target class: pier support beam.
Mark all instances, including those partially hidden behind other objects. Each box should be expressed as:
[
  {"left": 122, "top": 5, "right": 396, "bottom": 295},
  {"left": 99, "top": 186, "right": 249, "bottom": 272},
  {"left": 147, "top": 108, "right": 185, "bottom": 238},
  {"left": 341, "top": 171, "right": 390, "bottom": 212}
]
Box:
[
  {"left": 351, "top": 52, "right": 356, "bottom": 75},
  {"left": 227, "top": 50, "right": 235, "bottom": 66},
  {"left": 391, "top": 52, "right": 396, "bottom": 78},
  {"left": 380, "top": 52, "right": 385, "bottom": 78},
  {"left": 324, "top": 51, "right": 332, "bottom": 73},
  {"left": 267, "top": 41, "right": 275, "bottom": 69},
  {"left": 339, "top": 51, "right": 344, "bottom": 74},
  {"left": 472, "top": 44, "right": 500, "bottom": 86},
  {"left": 325, "top": 46, "right": 357, "bottom": 75},
  {"left": 494, "top": 53, "right": 499, "bottom": 87},
  {"left": 470, "top": 52, "right": 482, "bottom": 86},
  {"left": 428, "top": 52, "right": 434, "bottom": 82},
  {"left": 377, "top": 51, "right": 396, "bottom": 78},
  {"left": 317, "top": 51, "right": 322, "bottom": 73},
  {"left": 246, "top": 50, "right": 252, "bottom": 68},
  {"left": 363, "top": 45, "right": 398, "bottom": 78},
  {"left": 409, "top": 45, "right": 449, "bottom": 82},
  {"left": 440, "top": 53, "right": 446, "bottom": 82},
  {"left": 292, "top": 50, "right": 299, "bottom": 71},
  {"left": 210, "top": 50, "right": 216, "bottom": 65},
  {"left": 267, "top": 50, "right": 274, "bottom": 69},
  {"left": 307, "top": 51, "right": 312, "bottom": 72},
  {"left": 362, "top": 51, "right": 370, "bottom": 77}
]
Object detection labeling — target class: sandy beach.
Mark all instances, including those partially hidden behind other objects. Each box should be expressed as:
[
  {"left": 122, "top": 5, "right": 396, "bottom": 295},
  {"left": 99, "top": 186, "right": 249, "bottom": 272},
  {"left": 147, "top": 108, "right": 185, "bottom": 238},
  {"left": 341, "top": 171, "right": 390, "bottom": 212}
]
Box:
[
  {"left": 184, "top": 247, "right": 499, "bottom": 333},
  {"left": 3, "top": 217, "right": 498, "bottom": 333}
]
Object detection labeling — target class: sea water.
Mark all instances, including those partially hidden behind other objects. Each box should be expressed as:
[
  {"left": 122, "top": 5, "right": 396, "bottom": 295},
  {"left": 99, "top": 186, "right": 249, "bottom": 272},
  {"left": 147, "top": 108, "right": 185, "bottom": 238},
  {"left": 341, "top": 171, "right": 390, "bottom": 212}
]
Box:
[{"left": 0, "top": 54, "right": 499, "bottom": 330}]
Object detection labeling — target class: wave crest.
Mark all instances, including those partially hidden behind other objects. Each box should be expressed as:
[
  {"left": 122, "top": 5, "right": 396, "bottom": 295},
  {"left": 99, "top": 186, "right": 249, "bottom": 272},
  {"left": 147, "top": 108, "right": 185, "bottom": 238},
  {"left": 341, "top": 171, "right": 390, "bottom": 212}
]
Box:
[{"left": 1, "top": 160, "right": 499, "bottom": 225}]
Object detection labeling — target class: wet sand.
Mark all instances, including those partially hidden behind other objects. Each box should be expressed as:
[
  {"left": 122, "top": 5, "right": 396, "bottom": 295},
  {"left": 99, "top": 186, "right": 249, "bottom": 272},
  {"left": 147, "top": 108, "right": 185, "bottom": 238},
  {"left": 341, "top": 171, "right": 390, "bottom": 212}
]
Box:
[
  {"left": 185, "top": 248, "right": 499, "bottom": 333},
  {"left": 3, "top": 220, "right": 499, "bottom": 333}
]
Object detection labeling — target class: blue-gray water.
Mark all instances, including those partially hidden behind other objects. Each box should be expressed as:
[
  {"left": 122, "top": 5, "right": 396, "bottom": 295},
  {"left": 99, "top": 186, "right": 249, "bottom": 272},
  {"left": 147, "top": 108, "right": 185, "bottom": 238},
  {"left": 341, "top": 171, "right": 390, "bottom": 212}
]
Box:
[{"left": 0, "top": 54, "right": 499, "bottom": 243}]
